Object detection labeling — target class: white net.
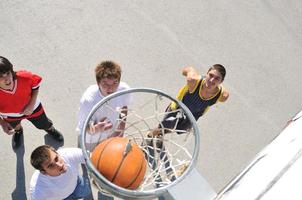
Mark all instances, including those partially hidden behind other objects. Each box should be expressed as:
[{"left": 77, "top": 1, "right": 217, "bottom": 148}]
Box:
[{"left": 81, "top": 88, "right": 200, "bottom": 199}]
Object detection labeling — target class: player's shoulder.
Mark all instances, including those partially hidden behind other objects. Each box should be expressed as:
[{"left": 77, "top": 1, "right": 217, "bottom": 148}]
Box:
[
  {"left": 118, "top": 81, "right": 130, "bottom": 90},
  {"left": 219, "top": 85, "right": 229, "bottom": 102},
  {"left": 117, "top": 82, "right": 131, "bottom": 103},
  {"left": 16, "top": 70, "right": 41, "bottom": 83},
  {"left": 58, "top": 147, "right": 81, "bottom": 155},
  {"left": 85, "top": 84, "right": 99, "bottom": 92},
  {"left": 30, "top": 170, "right": 40, "bottom": 184},
  {"left": 81, "top": 84, "right": 99, "bottom": 100},
  {"left": 16, "top": 70, "right": 33, "bottom": 77},
  {"left": 58, "top": 147, "right": 82, "bottom": 158},
  {"left": 58, "top": 147, "right": 83, "bottom": 163},
  {"left": 30, "top": 171, "right": 45, "bottom": 196},
  {"left": 30, "top": 181, "right": 46, "bottom": 200}
]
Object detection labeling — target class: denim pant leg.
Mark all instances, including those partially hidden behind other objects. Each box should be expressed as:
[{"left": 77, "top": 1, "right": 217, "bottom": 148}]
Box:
[
  {"left": 64, "top": 176, "right": 91, "bottom": 200},
  {"left": 97, "top": 191, "right": 114, "bottom": 200}
]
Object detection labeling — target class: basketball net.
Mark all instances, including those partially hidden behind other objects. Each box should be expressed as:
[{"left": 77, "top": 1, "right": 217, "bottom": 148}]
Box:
[{"left": 80, "top": 88, "right": 200, "bottom": 199}]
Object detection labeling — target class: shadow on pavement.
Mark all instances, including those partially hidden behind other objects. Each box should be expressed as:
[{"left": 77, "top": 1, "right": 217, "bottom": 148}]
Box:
[
  {"left": 44, "top": 134, "right": 64, "bottom": 150},
  {"left": 11, "top": 133, "right": 27, "bottom": 200}
]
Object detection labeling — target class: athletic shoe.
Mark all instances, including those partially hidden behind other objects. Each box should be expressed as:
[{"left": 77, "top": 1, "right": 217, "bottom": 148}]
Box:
[
  {"left": 46, "top": 127, "right": 64, "bottom": 142},
  {"left": 12, "top": 127, "right": 23, "bottom": 149}
]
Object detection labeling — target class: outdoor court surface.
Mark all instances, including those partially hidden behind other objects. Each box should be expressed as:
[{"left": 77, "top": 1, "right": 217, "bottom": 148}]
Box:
[{"left": 1, "top": 1, "right": 302, "bottom": 199}]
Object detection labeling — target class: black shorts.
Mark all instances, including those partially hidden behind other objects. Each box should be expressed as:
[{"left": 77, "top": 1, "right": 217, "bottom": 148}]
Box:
[
  {"left": 7, "top": 104, "right": 53, "bottom": 130},
  {"left": 159, "top": 107, "right": 192, "bottom": 134}
]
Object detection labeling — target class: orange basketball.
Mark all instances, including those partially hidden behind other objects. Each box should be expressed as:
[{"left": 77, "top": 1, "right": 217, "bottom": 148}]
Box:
[{"left": 91, "top": 137, "right": 147, "bottom": 189}]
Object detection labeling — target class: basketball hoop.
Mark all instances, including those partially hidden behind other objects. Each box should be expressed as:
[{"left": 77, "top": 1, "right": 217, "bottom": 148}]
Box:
[{"left": 80, "top": 88, "right": 200, "bottom": 199}]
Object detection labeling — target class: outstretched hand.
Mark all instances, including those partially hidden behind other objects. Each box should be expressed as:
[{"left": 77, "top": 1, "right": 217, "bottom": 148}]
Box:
[{"left": 89, "top": 117, "right": 113, "bottom": 134}]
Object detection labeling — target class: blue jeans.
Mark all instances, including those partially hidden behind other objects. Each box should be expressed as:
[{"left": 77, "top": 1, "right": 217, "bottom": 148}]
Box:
[
  {"left": 64, "top": 176, "right": 91, "bottom": 200},
  {"left": 98, "top": 191, "right": 114, "bottom": 200}
]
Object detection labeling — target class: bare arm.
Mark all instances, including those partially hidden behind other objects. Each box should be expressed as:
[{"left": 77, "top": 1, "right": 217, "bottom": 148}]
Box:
[
  {"left": 22, "top": 88, "right": 39, "bottom": 115},
  {"left": 219, "top": 88, "right": 229, "bottom": 102},
  {"left": 118, "top": 106, "right": 128, "bottom": 133},
  {"left": 0, "top": 117, "right": 15, "bottom": 135},
  {"left": 114, "top": 106, "right": 128, "bottom": 137},
  {"left": 182, "top": 66, "right": 201, "bottom": 92}
]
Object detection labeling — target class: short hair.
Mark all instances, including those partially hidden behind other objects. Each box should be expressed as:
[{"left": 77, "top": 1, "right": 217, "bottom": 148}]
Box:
[
  {"left": 0, "top": 56, "right": 16, "bottom": 79},
  {"left": 208, "top": 64, "right": 226, "bottom": 82},
  {"left": 30, "top": 145, "right": 57, "bottom": 171},
  {"left": 95, "top": 60, "right": 121, "bottom": 83}
]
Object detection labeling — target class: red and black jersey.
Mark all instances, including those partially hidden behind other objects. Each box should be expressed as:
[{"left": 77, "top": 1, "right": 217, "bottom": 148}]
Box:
[{"left": 0, "top": 70, "right": 42, "bottom": 118}]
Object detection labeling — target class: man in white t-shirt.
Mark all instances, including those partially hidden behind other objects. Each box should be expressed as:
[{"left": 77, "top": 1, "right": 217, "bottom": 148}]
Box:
[
  {"left": 77, "top": 60, "right": 131, "bottom": 151},
  {"left": 30, "top": 145, "right": 91, "bottom": 200}
]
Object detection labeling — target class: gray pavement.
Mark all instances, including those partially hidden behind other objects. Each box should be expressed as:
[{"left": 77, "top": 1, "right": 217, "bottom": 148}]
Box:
[{"left": 1, "top": 0, "right": 302, "bottom": 199}]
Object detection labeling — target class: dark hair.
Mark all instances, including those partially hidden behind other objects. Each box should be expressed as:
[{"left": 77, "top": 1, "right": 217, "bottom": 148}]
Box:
[
  {"left": 95, "top": 60, "right": 121, "bottom": 83},
  {"left": 0, "top": 56, "right": 16, "bottom": 79},
  {"left": 208, "top": 64, "right": 226, "bottom": 82},
  {"left": 30, "top": 145, "right": 57, "bottom": 171}
]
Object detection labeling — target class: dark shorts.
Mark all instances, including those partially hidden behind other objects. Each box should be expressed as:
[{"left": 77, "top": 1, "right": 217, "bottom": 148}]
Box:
[
  {"left": 159, "top": 107, "right": 192, "bottom": 134},
  {"left": 6, "top": 104, "right": 53, "bottom": 130}
]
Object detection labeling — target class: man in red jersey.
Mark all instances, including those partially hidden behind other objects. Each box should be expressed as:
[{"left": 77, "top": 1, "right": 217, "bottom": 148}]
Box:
[{"left": 0, "top": 56, "right": 63, "bottom": 148}]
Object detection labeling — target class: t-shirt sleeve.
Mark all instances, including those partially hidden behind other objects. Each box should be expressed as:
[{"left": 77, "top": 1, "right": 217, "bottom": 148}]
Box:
[
  {"left": 31, "top": 73, "right": 42, "bottom": 90},
  {"left": 122, "top": 93, "right": 131, "bottom": 107},
  {"left": 120, "top": 82, "right": 132, "bottom": 106},
  {"left": 62, "top": 148, "right": 85, "bottom": 164},
  {"left": 77, "top": 98, "right": 94, "bottom": 134},
  {"left": 31, "top": 187, "right": 46, "bottom": 200},
  {"left": 18, "top": 70, "right": 42, "bottom": 90}
]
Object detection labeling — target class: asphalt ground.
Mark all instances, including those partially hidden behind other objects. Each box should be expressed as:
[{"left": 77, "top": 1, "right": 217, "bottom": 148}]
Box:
[{"left": 1, "top": 1, "right": 302, "bottom": 199}]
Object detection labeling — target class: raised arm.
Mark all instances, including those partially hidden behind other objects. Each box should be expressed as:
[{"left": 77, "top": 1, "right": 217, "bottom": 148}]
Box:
[{"left": 182, "top": 66, "right": 201, "bottom": 92}]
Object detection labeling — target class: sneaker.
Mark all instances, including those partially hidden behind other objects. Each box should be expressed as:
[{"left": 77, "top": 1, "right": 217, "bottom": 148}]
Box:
[
  {"left": 12, "top": 127, "right": 23, "bottom": 149},
  {"left": 46, "top": 127, "right": 64, "bottom": 142}
]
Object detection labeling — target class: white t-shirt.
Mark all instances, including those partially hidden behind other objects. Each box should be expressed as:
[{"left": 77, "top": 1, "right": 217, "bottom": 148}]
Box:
[
  {"left": 30, "top": 148, "right": 84, "bottom": 200},
  {"left": 77, "top": 82, "right": 131, "bottom": 144}
]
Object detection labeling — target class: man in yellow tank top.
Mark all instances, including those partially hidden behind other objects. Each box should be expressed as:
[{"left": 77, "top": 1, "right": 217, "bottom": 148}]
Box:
[
  {"left": 147, "top": 65, "right": 230, "bottom": 195},
  {"left": 152, "top": 64, "right": 229, "bottom": 135}
]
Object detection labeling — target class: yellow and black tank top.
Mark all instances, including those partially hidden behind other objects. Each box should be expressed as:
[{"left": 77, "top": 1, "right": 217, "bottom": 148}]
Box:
[{"left": 170, "top": 78, "right": 223, "bottom": 120}]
